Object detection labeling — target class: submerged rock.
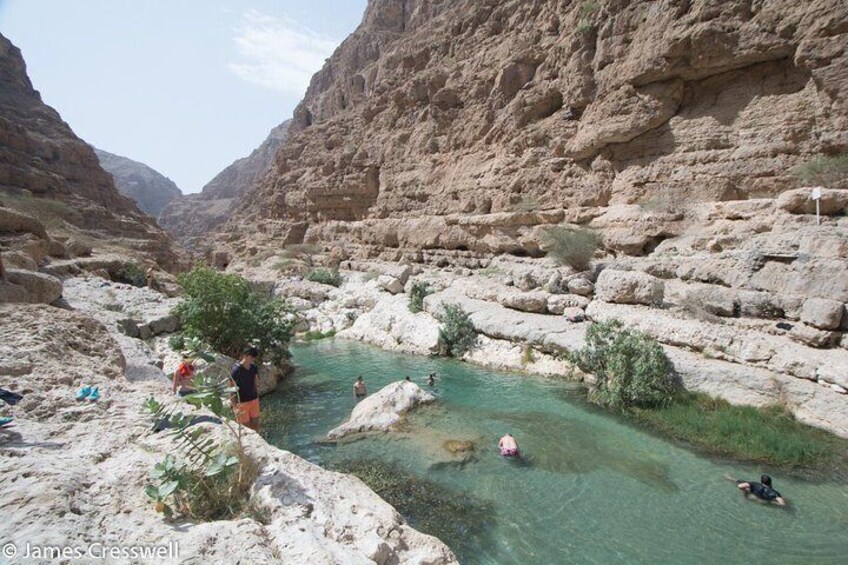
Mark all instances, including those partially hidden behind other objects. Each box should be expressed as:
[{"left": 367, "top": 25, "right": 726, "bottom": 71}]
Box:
[{"left": 327, "top": 380, "right": 437, "bottom": 440}]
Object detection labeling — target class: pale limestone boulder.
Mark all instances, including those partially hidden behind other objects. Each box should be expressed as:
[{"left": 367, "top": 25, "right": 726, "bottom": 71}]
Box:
[
  {"left": 426, "top": 286, "right": 586, "bottom": 350},
  {"left": 776, "top": 188, "right": 848, "bottom": 215},
  {"left": 547, "top": 293, "right": 590, "bottom": 314},
  {"left": 567, "top": 277, "right": 594, "bottom": 296},
  {"left": 377, "top": 275, "right": 404, "bottom": 294},
  {"left": 497, "top": 289, "right": 550, "bottom": 313},
  {"left": 65, "top": 238, "right": 92, "bottom": 258},
  {"left": 801, "top": 297, "right": 844, "bottom": 330},
  {"left": 338, "top": 293, "right": 440, "bottom": 355},
  {"left": 326, "top": 380, "right": 437, "bottom": 440},
  {"left": 2, "top": 250, "right": 37, "bottom": 271},
  {"left": 275, "top": 278, "right": 331, "bottom": 302},
  {"left": 788, "top": 324, "right": 840, "bottom": 349},
  {"left": 595, "top": 269, "right": 663, "bottom": 306},
  {"left": 3, "top": 269, "right": 62, "bottom": 304},
  {"left": 0, "top": 206, "right": 47, "bottom": 238}
]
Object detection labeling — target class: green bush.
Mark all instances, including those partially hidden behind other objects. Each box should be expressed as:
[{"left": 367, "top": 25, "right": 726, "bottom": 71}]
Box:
[
  {"left": 143, "top": 367, "right": 260, "bottom": 521},
  {"left": 168, "top": 334, "right": 185, "bottom": 352},
  {"left": 792, "top": 153, "right": 848, "bottom": 187},
  {"left": 542, "top": 226, "right": 601, "bottom": 271},
  {"left": 408, "top": 281, "right": 432, "bottom": 313},
  {"left": 115, "top": 263, "right": 147, "bottom": 287},
  {"left": 172, "top": 265, "right": 295, "bottom": 367},
  {"left": 437, "top": 303, "right": 477, "bottom": 358},
  {"left": 306, "top": 268, "right": 343, "bottom": 287},
  {"left": 570, "top": 320, "right": 676, "bottom": 409}
]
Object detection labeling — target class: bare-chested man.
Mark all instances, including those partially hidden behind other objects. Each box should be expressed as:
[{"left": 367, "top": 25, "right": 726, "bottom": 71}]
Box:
[
  {"left": 498, "top": 433, "right": 520, "bottom": 458},
  {"left": 353, "top": 376, "right": 367, "bottom": 399}
]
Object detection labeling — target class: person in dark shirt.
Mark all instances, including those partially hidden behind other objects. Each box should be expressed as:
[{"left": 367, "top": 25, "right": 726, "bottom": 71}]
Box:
[
  {"left": 230, "top": 346, "right": 260, "bottom": 432},
  {"left": 736, "top": 474, "right": 786, "bottom": 506}
]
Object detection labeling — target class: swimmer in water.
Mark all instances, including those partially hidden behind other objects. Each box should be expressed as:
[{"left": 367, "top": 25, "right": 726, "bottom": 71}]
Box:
[
  {"left": 727, "top": 474, "right": 787, "bottom": 506},
  {"left": 498, "top": 433, "right": 520, "bottom": 458}
]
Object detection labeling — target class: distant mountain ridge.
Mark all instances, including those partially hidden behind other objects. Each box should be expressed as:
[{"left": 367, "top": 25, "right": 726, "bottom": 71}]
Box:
[
  {"left": 93, "top": 148, "right": 182, "bottom": 218},
  {"left": 158, "top": 120, "right": 290, "bottom": 248}
]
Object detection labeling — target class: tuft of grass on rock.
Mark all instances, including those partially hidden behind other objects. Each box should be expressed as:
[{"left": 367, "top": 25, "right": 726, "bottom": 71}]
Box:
[
  {"left": 300, "top": 329, "right": 337, "bottom": 341},
  {"left": 306, "top": 268, "right": 343, "bottom": 287}
]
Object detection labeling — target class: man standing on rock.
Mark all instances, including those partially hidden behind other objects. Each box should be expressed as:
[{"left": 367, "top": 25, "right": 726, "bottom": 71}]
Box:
[
  {"left": 231, "top": 346, "right": 260, "bottom": 432},
  {"left": 354, "top": 376, "right": 367, "bottom": 399}
]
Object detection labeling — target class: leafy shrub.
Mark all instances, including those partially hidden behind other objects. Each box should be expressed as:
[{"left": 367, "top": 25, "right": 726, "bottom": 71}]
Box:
[
  {"left": 306, "top": 268, "right": 343, "bottom": 287},
  {"left": 168, "top": 334, "right": 185, "bottom": 352},
  {"left": 172, "top": 265, "right": 295, "bottom": 367},
  {"left": 408, "top": 281, "right": 432, "bottom": 313},
  {"left": 437, "top": 303, "right": 477, "bottom": 358},
  {"left": 792, "top": 154, "right": 848, "bottom": 187},
  {"left": 115, "top": 263, "right": 147, "bottom": 287},
  {"left": 542, "top": 226, "right": 601, "bottom": 271},
  {"left": 570, "top": 320, "right": 676, "bottom": 409},
  {"left": 143, "top": 367, "right": 258, "bottom": 520}
]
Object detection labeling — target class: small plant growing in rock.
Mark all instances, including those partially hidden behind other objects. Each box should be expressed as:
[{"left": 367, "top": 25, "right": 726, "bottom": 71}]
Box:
[
  {"left": 577, "top": 1, "right": 599, "bottom": 33},
  {"left": 306, "top": 268, "right": 343, "bottom": 287},
  {"left": 143, "top": 366, "right": 258, "bottom": 521},
  {"left": 520, "top": 344, "right": 535, "bottom": 366},
  {"left": 570, "top": 320, "right": 677, "bottom": 410},
  {"left": 115, "top": 263, "right": 147, "bottom": 287},
  {"left": 542, "top": 226, "right": 601, "bottom": 272},
  {"left": 172, "top": 264, "right": 296, "bottom": 367},
  {"left": 408, "top": 281, "right": 433, "bottom": 313},
  {"left": 437, "top": 303, "right": 477, "bottom": 358},
  {"left": 792, "top": 153, "right": 848, "bottom": 187}
]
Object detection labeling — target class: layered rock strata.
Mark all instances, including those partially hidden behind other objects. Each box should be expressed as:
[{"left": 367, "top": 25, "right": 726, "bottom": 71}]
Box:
[{"left": 222, "top": 0, "right": 847, "bottom": 261}]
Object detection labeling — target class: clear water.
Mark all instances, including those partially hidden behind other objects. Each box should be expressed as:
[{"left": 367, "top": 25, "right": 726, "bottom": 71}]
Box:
[{"left": 263, "top": 340, "right": 848, "bottom": 564}]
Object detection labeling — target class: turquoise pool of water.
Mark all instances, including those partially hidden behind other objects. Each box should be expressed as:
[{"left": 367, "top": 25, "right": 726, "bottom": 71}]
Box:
[{"left": 262, "top": 340, "right": 848, "bottom": 564}]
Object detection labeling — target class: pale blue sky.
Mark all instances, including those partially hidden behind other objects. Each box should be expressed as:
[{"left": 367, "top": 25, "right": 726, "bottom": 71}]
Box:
[{"left": 0, "top": 0, "right": 367, "bottom": 193}]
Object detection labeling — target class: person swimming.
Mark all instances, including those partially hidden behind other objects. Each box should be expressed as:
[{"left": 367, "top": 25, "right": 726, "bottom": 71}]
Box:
[
  {"left": 427, "top": 372, "right": 436, "bottom": 387},
  {"left": 498, "top": 433, "right": 520, "bottom": 458},
  {"left": 733, "top": 474, "right": 787, "bottom": 506}
]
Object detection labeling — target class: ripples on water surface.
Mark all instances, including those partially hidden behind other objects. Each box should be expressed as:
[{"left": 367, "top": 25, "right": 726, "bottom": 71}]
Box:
[{"left": 262, "top": 340, "right": 848, "bottom": 564}]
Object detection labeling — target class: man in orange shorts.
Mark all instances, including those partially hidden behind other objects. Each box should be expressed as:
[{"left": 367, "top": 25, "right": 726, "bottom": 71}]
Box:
[{"left": 230, "top": 346, "right": 261, "bottom": 432}]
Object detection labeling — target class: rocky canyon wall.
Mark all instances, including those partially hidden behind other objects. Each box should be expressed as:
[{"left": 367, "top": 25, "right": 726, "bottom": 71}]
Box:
[
  {"left": 159, "top": 120, "right": 291, "bottom": 250},
  {"left": 0, "top": 33, "right": 178, "bottom": 269},
  {"left": 220, "top": 0, "right": 846, "bottom": 260}
]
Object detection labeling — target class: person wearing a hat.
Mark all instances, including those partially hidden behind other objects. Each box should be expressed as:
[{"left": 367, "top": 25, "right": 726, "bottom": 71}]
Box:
[{"left": 172, "top": 351, "right": 197, "bottom": 396}]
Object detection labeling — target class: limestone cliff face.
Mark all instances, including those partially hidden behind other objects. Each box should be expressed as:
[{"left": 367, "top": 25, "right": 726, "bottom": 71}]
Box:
[
  {"left": 158, "top": 120, "right": 290, "bottom": 249},
  {"left": 0, "top": 33, "right": 178, "bottom": 268},
  {"left": 224, "top": 0, "right": 847, "bottom": 258},
  {"left": 93, "top": 148, "right": 182, "bottom": 218}
]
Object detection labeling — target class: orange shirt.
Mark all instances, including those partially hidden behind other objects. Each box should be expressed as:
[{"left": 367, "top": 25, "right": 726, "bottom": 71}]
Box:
[{"left": 176, "top": 361, "right": 195, "bottom": 388}]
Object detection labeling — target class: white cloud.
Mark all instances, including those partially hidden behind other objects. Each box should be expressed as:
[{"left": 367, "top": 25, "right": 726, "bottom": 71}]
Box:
[{"left": 228, "top": 9, "right": 338, "bottom": 95}]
